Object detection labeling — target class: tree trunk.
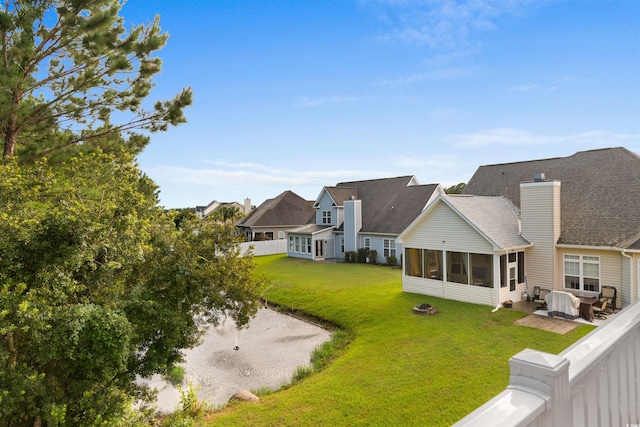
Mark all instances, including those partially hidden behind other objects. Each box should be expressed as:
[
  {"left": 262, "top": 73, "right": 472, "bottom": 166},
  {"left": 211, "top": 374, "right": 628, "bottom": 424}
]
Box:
[{"left": 3, "top": 91, "right": 19, "bottom": 158}]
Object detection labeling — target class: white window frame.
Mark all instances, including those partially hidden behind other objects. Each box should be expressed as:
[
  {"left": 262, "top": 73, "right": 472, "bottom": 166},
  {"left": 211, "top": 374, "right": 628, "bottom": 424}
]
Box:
[
  {"left": 383, "top": 239, "right": 396, "bottom": 258},
  {"left": 289, "top": 236, "right": 294, "bottom": 252},
  {"left": 306, "top": 237, "right": 312, "bottom": 254},
  {"left": 363, "top": 237, "right": 371, "bottom": 250},
  {"left": 322, "top": 210, "right": 332, "bottom": 224},
  {"left": 278, "top": 231, "right": 285, "bottom": 240},
  {"left": 563, "top": 254, "right": 600, "bottom": 293},
  {"left": 340, "top": 236, "right": 345, "bottom": 253}
]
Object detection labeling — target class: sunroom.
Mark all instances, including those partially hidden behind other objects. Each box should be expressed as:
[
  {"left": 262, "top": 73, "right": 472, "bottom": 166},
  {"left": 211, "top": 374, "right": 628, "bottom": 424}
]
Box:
[{"left": 397, "top": 194, "right": 532, "bottom": 308}]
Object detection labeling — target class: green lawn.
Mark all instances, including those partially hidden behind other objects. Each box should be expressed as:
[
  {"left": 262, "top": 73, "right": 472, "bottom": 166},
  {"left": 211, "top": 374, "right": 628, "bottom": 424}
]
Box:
[{"left": 204, "top": 255, "right": 593, "bottom": 426}]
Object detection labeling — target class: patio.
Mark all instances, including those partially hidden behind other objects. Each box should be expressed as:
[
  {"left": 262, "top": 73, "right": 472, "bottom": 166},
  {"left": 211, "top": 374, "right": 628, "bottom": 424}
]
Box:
[{"left": 509, "top": 299, "right": 604, "bottom": 334}]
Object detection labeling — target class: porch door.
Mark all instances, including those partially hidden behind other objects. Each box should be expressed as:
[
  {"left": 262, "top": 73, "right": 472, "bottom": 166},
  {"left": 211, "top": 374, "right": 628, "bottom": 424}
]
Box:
[
  {"left": 508, "top": 252, "right": 519, "bottom": 301},
  {"left": 315, "top": 239, "right": 324, "bottom": 259}
]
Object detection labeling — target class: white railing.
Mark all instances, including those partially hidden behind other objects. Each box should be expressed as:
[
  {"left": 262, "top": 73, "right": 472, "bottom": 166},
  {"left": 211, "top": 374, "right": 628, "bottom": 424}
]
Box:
[
  {"left": 238, "top": 239, "right": 287, "bottom": 257},
  {"left": 454, "top": 302, "right": 640, "bottom": 427}
]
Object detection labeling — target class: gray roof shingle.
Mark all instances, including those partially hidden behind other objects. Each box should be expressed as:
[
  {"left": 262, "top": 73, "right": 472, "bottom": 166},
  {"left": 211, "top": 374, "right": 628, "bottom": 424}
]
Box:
[
  {"left": 446, "top": 195, "right": 531, "bottom": 249},
  {"left": 333, "top": 176, "right": 439, "bottom": 234},
  {"left": 236, "top": 191, "right": 315, "bottom": 228},
  {"left": 462, "top": 147, "right": 640, "bottom": 249}
]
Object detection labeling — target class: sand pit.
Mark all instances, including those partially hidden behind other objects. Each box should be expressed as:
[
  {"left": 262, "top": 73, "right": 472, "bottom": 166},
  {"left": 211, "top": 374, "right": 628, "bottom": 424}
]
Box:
[{"left": 140, "top": 307, "right": 332, "bottom": 413}]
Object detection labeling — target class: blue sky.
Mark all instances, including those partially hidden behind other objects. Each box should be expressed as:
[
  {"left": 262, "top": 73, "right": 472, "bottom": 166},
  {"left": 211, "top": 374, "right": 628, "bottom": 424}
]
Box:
[{"left": 122, "top": 0, "right": 639, "bottom": 209}]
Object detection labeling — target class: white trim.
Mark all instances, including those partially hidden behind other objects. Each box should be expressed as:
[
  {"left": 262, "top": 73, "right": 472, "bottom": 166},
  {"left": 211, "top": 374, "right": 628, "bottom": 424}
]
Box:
[{"left": 556, "top": 244, "right": 640, "bottom": 253}]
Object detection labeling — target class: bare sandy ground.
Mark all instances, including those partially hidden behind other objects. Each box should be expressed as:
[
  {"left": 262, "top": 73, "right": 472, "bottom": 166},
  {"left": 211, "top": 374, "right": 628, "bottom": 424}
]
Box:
[{"left": 139, "top": 307, "right": 332, "bottom": 413}]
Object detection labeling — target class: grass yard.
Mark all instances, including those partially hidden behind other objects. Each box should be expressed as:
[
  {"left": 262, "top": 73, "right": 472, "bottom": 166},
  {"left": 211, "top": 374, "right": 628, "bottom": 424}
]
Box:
[{"left": 204, "top": 255, "right": 594, "bottom": 426}]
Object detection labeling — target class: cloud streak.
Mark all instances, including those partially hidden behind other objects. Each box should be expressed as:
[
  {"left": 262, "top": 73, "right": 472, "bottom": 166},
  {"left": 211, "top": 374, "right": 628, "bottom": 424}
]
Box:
[
  {"left": 450, "top": 128, "right": 640, "bottom": 148},
  {"left": 365, "top": 0, "right": 546, "bottom": 51}
]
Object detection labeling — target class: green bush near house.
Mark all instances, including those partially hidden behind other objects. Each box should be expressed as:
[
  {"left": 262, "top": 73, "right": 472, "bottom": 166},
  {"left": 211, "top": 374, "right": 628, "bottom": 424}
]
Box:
[
  {"left": 205, "top": 255, "right": 594, "bottom": 426},
  {"left": 344, "top": 251, "right": 357, "bottom": 263},
  {"left": 356, "top": 248, "right": 369, "bottom": 263}
]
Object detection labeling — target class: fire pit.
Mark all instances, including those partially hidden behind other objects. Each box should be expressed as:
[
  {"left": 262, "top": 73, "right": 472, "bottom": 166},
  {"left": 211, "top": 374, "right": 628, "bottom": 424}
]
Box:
[{"left": 412, "top": 303, "right": 437, "bottom": 315}]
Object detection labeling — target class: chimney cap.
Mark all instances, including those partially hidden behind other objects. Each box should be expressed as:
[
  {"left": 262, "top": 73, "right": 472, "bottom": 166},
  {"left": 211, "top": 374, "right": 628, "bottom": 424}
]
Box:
[{"left": 534, "top": 173, "right": 546, "bottom": 182}]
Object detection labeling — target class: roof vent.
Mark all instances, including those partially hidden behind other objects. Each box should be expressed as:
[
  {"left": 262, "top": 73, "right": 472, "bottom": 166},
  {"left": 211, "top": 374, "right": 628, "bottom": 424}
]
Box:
[{"left": 534, "top": 173, "right": 545, "bottom": 182}]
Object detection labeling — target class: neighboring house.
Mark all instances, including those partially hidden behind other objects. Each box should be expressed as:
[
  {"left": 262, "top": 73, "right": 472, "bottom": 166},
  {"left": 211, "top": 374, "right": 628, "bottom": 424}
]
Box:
[
  {"left": 196, "top": 199, "right": 251, "bottom": 219},
  {"left": 235, "top": 191, "right": 315, "bottom": 242},
  {"left": 287, "top": 176, "right": 442, "bottom": 263},
  {"left": 397, "top": 147, "right": 640, "bottom": 309}
]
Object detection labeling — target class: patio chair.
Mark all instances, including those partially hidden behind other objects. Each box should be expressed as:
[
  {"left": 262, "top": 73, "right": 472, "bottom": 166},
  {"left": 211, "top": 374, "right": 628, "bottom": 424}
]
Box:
[
  {"left": 532, "top": 286, "right": 550, "bottom": 310},
  {"left": 593, "top": 300, "right": 608, "bottom": 320},
  {"left": 599, "top": 286, "right": 617, "bottom": 313}
]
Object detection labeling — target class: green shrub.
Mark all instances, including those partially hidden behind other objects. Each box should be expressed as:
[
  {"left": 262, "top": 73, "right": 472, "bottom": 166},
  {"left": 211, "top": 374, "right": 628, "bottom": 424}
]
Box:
[
  {"left": 385, "top": 255, "right": 397, "bottom": 266},
  {"left": 344, "top": 251, "right": 357, "bottom": 263},
  {"left": 368, "top": 250, "right": 378, "bottom": 264},
  {"left": 357, "top": 248, "right": 369, "bottom": 263},
  {"left": 166, "top": 366, "right": 186, "bottom": 386}
]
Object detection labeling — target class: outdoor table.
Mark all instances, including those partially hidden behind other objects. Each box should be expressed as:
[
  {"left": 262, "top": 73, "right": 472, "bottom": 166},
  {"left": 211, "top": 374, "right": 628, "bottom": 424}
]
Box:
[{"left": 579, "top": 297, "right": 597, "bottom": 322}]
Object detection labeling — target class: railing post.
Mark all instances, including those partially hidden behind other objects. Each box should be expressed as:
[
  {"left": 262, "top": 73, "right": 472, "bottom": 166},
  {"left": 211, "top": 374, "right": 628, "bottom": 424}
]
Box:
[{"left": 508, "top": 348, "right": 572, "bottom": 427}]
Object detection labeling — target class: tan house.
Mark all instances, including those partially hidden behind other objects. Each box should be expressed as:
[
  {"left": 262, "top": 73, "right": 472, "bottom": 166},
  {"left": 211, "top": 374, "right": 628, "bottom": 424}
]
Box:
[{"left": 397, "top": 147, "right": 640, "bottom": 310}]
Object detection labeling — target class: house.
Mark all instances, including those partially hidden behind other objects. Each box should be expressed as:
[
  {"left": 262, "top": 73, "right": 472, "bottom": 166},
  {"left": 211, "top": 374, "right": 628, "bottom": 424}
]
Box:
[
  {"left": 397, "top": 147, "right": 640, "bottom": 309},
  {"left": 235, "top": 190, "right": 315, "bottom": 242},
  {"left": 196, "top": 199, "right": 251, "bottom": 219},
  {"left": 287, "top": 176, "right": 442, "bottom": 262}
]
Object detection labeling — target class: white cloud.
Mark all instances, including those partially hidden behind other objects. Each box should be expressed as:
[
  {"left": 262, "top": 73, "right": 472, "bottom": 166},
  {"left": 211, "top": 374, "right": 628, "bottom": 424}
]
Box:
[
  {"left": 375, "top": 67, "right": 474, "bottom": 86},
  {"left": 450, "top": 128, "right": 640, "bottom": 148},
  {"left": 295, "top": 96, "right": 362, "bottom": 108},
  {"left": 364, "top": 0, "right": 546, "bottom": 51}
]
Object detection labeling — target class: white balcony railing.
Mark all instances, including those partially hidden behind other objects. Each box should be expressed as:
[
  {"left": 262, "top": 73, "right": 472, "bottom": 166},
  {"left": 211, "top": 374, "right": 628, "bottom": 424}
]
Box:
[{"left": 454, "top": 302, "right": 640, "bottom": 427}]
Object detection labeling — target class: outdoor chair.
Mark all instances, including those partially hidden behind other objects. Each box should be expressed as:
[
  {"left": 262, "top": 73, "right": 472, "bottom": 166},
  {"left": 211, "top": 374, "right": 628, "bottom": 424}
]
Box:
[
  {"left": 532, "top": 286, "right": 550, "bottom": 310},
  {"left": 599, "top": 286, "right": 617, "bottom": 313},
  {"left": 593, "top": 300, "right": 608, "bottom": 320}
]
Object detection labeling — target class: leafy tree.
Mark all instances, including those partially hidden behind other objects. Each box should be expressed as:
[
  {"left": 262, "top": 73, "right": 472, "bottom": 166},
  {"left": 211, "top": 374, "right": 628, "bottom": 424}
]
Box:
[
  {"left": 0, "top": 151, "right": 265, "bottom": 425},
  {"left": 0, "top": 2, "right": 264, "bottom": 425},
  {"left": 0, "top": 0, "right": 192, "bottom": 162},
  {"left": 445, "top": 182, "right": 466, "bottom": 194},
  {"left": 169, "top": 207, "right": 198, "bottom": 229},
  {"left": 211, "top": 205, "right": 243, "bottom": 223}
]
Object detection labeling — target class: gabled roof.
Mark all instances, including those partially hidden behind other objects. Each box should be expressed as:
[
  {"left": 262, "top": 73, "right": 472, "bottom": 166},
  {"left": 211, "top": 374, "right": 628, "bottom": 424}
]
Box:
[
  {"left": 462, "top": 147, "right": 640, "bottom": 249},
  {"left": 319, "top": 187, "right": 358, "bottom": 207},
  {"left": 331, "top": 175, "right": 440, "bottom": 234},
  {"left": 235, "top": 190, "right": 315, "bottom": 228},
  {"left": 446, "top": 195, "right": 531, "bottom": 249},
  {"left": 398, "top": 194, "right": 531, "bottom": 250}
]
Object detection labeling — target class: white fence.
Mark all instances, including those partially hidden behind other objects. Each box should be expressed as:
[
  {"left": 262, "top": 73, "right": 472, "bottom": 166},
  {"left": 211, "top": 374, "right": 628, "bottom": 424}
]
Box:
[
  {"left": 454, "top": 301, "right": 640, "bottom": 426},
  {"left": 238, "top": 239, "right": 287, "bottom": 257}
]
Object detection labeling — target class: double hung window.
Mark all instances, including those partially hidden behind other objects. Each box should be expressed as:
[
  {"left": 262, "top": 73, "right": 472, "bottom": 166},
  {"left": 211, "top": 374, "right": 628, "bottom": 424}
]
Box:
[
  {"left": 322, "top": 210, "right": 332, "bottom": 224},
  {"left": 564, "top": 255, "right": 600, "bottom": 292}
]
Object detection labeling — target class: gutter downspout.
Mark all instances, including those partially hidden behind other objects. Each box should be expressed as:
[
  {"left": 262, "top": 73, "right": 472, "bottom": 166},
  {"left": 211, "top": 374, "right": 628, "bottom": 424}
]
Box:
[{"left": 621, "top": 250, "right": 634, "bottom": 304}]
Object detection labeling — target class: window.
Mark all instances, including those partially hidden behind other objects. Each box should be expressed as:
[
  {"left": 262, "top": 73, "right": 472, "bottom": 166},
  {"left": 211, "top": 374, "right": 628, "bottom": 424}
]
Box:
[
  {"left": 425, "top": 249, "right": 443, "bottom": 280},
  {"left": 340, "top": 236, "right": 345, "bottom": 253},
  {"left": 470, "top": 253, "right": 493, "bottom": 287},
  {"left": 278, "top": 231, "right": 285, "bottom": 240},
  {"left": 405, "top": 249, "right": 423, "bottom": 277},
  {"left": 289, "top": 236, "right": 294, "bottom": 252},
  {"left": 363, "top": 237, "right": 371, "bottom": 250},
  {"left": 383, "top": 239, "right": 396, "bottom": 258},
  {"left": 295, "top": 236, "right": 300, "bottom": 252},
  {"left": 447, "top": 251, "right": 468, "bottom": 284},
  {"left": 322, "top": 210, "right": 332, "bottom": 224},
  {"left": 403, "top": 249, "right": 443, "bottom": 280},
  {"left": 564, "top": 254, "right": 600, "bottom": 292},
  {"left": 306, "top": 237, "right": 312, "bottom": 254}
]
